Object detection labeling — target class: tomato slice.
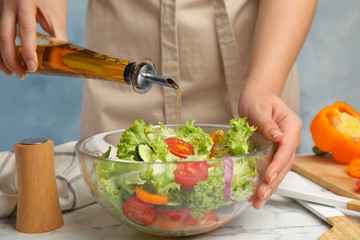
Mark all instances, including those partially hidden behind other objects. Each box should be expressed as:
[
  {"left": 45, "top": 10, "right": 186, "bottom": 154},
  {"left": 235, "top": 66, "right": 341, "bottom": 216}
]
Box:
[
  {"left": 165, "top": 137, "right": 194, "bottom": 159},
  {"left": 174, "top": 162, "right": 208, "bottom": 189},
  {"left": 122, "top": 197, "right": 156, "bottom": 226}
]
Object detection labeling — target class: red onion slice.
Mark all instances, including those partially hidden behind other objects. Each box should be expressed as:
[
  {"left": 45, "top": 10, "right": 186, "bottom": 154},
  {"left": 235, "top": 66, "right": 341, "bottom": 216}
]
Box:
[{"left": 223, "top": 155, "right": 234, "bottom": 202}]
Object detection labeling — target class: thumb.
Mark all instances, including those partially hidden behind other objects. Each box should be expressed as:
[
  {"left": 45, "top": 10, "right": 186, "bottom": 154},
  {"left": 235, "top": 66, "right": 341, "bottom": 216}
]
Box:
[
  {"left": 256, "top": 117, "right": 284, "bottom": 142},
  {"left": 53, "top": 28, "right": 68, "bottom": 42},
  {"left": 37, "top": 15, "right": 68, "bottom": 42},
  {"left": 52, "top": 20, "right": 68, "bottom": 41},
  {"left": 36, "top": 2, "right": 68, "bottom": 41}
]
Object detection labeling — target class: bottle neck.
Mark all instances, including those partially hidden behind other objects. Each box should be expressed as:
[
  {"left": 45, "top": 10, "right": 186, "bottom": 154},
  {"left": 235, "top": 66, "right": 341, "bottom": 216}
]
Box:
[{"left": 126, "top": 58, "right": 179, "bottom": 93}]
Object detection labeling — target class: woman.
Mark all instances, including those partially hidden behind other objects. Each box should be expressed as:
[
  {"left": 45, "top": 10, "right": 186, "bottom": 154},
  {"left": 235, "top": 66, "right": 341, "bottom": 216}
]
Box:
[{"left": 0, "top": 0, "right": 317, "bottom": 209}]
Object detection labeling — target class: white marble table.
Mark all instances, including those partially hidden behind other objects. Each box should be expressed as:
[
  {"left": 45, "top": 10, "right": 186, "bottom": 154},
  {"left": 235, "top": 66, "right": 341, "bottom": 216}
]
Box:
[{"left": 0, "top": 194, "right": 330, "bottom": 240}]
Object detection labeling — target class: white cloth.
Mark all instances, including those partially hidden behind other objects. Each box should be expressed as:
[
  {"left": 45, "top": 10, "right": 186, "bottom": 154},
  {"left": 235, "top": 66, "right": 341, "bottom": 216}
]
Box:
[{"left": 0, "top": 141, "right": 95, "bottom": 218}]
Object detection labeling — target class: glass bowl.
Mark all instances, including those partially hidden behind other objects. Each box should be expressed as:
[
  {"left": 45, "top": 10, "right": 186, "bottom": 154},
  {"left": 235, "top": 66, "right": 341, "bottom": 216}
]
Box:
[{"left": 76, "top": 124, "right": 275, "bottom": 237}]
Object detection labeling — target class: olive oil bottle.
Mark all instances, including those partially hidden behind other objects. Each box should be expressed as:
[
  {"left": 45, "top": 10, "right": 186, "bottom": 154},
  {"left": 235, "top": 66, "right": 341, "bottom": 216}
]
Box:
[{"left": 15, "top": 32, "right": 178, "bottom": 93}]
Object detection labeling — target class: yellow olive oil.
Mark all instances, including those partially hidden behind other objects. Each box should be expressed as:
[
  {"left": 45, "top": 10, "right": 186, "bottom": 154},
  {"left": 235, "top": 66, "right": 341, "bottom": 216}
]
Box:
[
  {"left": 15, "top": 32, "right": 179, "bottom": 93},
  {"left": 15, "top": 42, "right": 131, "bottom": 84}
]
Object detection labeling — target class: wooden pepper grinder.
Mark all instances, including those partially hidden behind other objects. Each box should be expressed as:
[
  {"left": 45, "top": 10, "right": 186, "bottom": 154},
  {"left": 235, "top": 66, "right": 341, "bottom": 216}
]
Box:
[{"left": 14, "top": 138, "right": 64, "bottom": 233}]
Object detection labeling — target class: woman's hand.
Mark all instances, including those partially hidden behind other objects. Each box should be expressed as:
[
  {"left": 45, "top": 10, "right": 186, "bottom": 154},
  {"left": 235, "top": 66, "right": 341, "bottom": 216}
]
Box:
[
  {"left": 0, "top": 0, "right": 68, "bottom": 79},
  {"left": 239, "top": 0, "right": 316, "bottom": 208},
  {"left": 238, "top": 86, "right": 302, "bottom": 209}
]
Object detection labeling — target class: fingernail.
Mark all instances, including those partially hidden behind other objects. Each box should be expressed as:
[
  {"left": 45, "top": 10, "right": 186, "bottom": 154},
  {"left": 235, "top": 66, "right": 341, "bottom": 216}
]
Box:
[
  {"left": 15, "top": 70, "right": 25, "bottom": 80},
  {"left": 4, "top": 71, "right": 12, "bottom": 77},
  {"left": 262, "top": 188, "right": 271, "bottom": 200},
  {"left": 269, "top": 129, "right": 283, "bottom": 138},
  {"left": 269, "top": 173, "right": 277, "bottom": 184},
  {"left": 259, "top": 200, "right": 266, "bottom": 209},
  {"left": 26, "top": 60, "right": 37, "bottom": 72}
]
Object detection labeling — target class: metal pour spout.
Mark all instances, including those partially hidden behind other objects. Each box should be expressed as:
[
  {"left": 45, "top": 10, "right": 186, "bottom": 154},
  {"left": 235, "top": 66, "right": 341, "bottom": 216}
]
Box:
[{"left": 140, "top": 73, "right": 179, "bottom": 90}]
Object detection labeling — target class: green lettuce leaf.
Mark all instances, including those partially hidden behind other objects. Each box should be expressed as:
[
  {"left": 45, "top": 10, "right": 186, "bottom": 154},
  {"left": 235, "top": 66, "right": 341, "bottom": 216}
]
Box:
[
  {"left": 186, "top": 166, "right": 225, "bottom": 217},
  {"left": 221, "top": 117, "right": 257, "bottom": 155},
  {"left": 231, "top": 156, "right": 258, "bottom": 201},
  {"left": 147, "top": 123, "right": 179, "bottom": 162},
  {"left": 140, "top": 162, "right": 181, "bottom": 196},
  {"left": 116, "top": 120, "right": 151, "bottom": 160},
  {"left": 95, "top": 160, "right": 147, "bottom": 204},
  {"left": 178, "top": 120, "right": 214, "bottom": 157}
]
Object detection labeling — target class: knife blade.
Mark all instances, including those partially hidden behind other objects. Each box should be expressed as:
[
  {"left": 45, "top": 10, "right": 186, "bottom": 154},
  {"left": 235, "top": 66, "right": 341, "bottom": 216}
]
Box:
[{"left": 277, "top": 171, "right": 360, "bottom": 212}]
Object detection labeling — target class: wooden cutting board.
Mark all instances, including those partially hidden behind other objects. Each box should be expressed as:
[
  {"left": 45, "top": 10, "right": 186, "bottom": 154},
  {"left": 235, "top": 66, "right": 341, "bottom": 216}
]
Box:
[{"left": 292, "top": 155, "right": 360, "bottom": 200}]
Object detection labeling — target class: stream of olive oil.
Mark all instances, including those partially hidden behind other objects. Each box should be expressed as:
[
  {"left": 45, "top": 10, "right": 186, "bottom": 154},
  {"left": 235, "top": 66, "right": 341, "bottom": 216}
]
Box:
[
  {"left": 168, "top": 80, "right": 180, "bottom": 134},
  {"left": 176, "top": 88, "right": 179, "bottom": 133}
]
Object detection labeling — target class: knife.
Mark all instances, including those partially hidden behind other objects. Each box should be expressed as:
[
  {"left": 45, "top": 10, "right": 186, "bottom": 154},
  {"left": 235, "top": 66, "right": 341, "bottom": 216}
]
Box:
[
  {"left": 277, "top": 171, "right": 360, "bottom": 212},
  {"left": 296, "top": 199, "right": 360, "bottom": 239}
]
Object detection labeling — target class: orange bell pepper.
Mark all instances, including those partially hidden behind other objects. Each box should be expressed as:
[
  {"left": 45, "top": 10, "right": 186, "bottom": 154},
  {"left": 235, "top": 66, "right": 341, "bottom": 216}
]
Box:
[
  {"left": 135, "top": 186, "right": 169, "bottom": 205},
  {"left": 209, "top": 129, "right": 225, "bottom": 145},
  {"left": 348, "top": 159, "right": 360, "bottom": 178},
  {"left": 310, "top": 101, "right": 360, "bottom": 164}
]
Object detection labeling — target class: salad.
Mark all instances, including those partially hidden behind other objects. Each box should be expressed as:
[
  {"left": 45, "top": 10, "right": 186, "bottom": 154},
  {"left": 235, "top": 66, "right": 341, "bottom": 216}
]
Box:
[{"left": 94, "top": 117, "right": 263, "bottom": 234}]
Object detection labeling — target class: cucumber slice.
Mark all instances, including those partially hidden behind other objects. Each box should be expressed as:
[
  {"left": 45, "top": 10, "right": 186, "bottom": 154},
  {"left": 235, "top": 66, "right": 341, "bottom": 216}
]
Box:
[
  {"left": 166, "top": 201, "right": 183, "bottom": 206},
  {"left": 156, "top": 202, "right": 185, "bottom": 210},
  {"left": 136, "top": 143, "right": 153, "bottom": 162}
]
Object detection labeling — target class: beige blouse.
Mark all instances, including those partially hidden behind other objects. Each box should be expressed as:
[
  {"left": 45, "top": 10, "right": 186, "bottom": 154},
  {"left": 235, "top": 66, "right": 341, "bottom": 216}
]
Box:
[{"left": 81, "top": 0, "right": 300, "bottom": 138}]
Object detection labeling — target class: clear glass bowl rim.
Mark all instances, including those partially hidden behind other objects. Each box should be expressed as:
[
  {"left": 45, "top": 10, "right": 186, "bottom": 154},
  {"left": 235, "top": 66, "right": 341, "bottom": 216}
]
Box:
[{"left": 75, "top": 123, "right": 273, "bottom": 164}]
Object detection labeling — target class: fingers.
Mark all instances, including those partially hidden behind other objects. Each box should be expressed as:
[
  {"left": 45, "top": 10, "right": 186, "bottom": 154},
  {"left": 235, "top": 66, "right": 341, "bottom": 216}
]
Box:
[
  {"left": 253, "top": 153, "right": 295, "bottom": 209},
  {"left": 52, "top": 21, "right": 68, "bottom": 42},
  {"left": 242, "top": 99, "right": 302, "bottom": 210},
  {"left": 253, "top": 112, "right": 284, "bottom": 142},
  {"left": 18, "top": 2, "right": 38, "bottom": 72},
  {"left": 0, "top": 52, "right": 12, "bottom": 76},
  {"left": 0, "top": 4, "right": 23, "bottom": 78},
  {"left": 264, "top": 115, "right": 302, "bottom": 184},
  {"left": 0, "top": 0, "right": 39, "bottom": 79},
  {"left": 240, "top": 96, "right": 285, "bottom": 143},
  {"left": 252, "top": 113, "right": 302, "bottom": 209},
  {"left": 36, "top": 0, "right": 68, "bottom": 41}
]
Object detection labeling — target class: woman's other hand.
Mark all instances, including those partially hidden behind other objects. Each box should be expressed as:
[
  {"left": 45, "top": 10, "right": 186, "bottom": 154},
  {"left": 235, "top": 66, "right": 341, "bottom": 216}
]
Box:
[{"left": 238, "top": 87, "right": 302, "bottom": 209}]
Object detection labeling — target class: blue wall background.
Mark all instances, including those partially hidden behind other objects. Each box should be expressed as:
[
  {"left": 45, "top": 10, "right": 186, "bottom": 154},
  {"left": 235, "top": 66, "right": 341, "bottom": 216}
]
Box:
[
  {"left": 297, "top": 0, "right": 360, "bottom": 153},
  {"left": 0, "top": 0, "right": 87, "bottom": 150},
  {"left": 0, "top": 0, "right": 359, "bottom": 153}
]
